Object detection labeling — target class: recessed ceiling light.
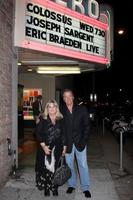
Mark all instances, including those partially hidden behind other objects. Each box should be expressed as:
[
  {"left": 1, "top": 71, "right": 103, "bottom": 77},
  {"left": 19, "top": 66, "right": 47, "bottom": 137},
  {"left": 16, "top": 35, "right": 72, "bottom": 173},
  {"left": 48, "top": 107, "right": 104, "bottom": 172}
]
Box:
[
  {"left": 27, "top": 69, "right": 33, "bottom": 72},
  {"left": 37, "top": 67, "right": 80, "bottom": 71},
  {"left": 17, "top": 62, "right": 22, "bottom": 66},
  {"left": 36, "top": 66, "right": 81, "bottom": 74},
  {"left": 37, "top": 70, "right": 80, "bottom": 74}
]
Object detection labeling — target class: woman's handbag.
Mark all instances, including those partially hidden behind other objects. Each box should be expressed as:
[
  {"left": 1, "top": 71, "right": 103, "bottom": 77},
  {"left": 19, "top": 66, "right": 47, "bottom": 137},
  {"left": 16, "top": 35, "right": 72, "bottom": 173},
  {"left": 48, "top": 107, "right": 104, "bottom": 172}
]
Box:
[{"left": 52, "top": 156, "right": 72, "bottom": 186}]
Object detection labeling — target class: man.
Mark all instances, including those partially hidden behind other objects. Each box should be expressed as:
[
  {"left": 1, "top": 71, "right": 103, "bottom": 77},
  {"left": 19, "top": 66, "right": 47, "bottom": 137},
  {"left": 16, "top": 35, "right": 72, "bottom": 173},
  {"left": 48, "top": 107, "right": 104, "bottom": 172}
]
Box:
[
  {"left": 32, "top": 95, "right": 44, "bottom": 123},
  {"left": 61, "top": 89, "right": 91, "bottom": 198}
]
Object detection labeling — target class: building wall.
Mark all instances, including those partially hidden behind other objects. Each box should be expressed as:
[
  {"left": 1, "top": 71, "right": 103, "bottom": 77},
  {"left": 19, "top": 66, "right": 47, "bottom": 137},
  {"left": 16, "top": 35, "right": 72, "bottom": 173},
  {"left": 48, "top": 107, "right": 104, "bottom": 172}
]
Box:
[
  {"left": 18, "top": 73, "right": 55, "bottom": 107},
  {"left": 0, "top": 0, "right": 14, "bottom": 187},
  {"left": 56, "top": 75, "right": 74, "bottom": 90},
  {"left": 55, "top": 75, "right": 74, "bottom": 105}
]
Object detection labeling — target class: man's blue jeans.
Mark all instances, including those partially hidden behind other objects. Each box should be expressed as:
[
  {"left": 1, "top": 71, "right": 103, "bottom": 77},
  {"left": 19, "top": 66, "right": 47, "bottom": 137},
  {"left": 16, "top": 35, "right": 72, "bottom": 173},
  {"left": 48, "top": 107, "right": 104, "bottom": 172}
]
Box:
[{"left": 65, "top": 145, "right": 90, "bottom": 192}]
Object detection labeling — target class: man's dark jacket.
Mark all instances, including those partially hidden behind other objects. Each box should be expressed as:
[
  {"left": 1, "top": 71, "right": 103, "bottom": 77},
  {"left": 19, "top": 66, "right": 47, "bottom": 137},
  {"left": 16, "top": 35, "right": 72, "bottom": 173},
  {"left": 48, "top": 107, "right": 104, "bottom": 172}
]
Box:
[
  {"left": 61, "top": 104, "right": 90, "bottom": 153},
  {"left": 32, "top": 100, "right": 42, "bottom": 116}
]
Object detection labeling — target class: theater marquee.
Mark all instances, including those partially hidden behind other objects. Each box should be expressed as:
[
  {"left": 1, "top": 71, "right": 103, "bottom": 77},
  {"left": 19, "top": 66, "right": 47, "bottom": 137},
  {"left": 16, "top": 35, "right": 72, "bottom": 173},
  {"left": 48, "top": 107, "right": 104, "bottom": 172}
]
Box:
[{"left": 14, "top": 0, "right": 110, "bottom": 64}]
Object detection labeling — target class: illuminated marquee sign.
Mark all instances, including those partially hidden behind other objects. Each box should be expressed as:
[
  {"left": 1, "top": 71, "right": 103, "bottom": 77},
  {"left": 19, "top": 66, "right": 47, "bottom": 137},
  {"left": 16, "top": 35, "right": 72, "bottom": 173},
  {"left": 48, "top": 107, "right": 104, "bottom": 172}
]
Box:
[
  {"left": 51, "top": 0, "right": 100, "bottom": 19},
  {"left": 14, "top": 0, "right": 109, "bottom": 64}
]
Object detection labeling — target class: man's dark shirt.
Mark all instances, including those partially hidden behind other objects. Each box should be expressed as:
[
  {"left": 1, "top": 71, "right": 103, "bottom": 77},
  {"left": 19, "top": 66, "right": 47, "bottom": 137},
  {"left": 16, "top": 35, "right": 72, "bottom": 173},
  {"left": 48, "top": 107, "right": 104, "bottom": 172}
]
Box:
[{"left": 61, "top": 104, "right": 90, "bottom": 153}]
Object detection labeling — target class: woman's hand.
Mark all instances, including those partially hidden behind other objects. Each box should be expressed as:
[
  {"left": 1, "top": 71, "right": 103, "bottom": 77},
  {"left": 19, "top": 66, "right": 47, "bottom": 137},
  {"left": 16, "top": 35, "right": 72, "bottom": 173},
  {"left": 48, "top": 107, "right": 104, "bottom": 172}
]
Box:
[
  {"left": 62, "top": 146, "right": 67, "bottom": 156},
  {"left": 43, "top": 145, "right": 51, "bottom": 155},
  {"left": 41, "top": 143, "right": 51, "bottom": 155}
]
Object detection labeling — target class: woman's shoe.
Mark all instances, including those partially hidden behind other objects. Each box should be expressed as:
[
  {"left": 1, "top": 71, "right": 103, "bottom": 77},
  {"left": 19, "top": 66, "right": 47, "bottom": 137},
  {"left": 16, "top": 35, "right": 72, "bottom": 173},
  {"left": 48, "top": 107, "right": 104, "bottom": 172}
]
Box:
[
  {"left": 44, "top": 189, "right": 50, "bottom": 196},
  {"left": 53, "top": 189, "right": 58, "bottom": 196}
]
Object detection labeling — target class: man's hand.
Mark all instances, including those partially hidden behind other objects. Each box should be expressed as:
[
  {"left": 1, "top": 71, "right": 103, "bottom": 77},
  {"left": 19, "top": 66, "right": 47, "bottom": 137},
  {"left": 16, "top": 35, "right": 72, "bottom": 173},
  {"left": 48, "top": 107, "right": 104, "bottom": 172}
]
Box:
[
  {"left": 62, "top": 146, "right": 67, "bottom": 156},
  {"left": 36, "top": 116, "right": 40, "bottom": 124}
]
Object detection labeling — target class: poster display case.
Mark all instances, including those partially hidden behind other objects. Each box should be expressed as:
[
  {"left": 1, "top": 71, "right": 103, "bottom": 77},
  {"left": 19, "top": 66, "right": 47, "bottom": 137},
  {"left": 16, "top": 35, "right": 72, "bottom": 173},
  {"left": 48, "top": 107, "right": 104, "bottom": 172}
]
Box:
[{"left": 23, "top": 88, "right": 42, "bottom": 120}]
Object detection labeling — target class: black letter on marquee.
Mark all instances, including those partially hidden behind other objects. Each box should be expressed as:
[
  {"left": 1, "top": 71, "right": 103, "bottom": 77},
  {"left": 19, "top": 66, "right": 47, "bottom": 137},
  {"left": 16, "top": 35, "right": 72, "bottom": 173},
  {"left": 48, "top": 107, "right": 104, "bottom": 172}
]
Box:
[
  {"left": 25, "top": 26, "right": 32, "bottom": 37},
  {"left": 26, "top": 16, "right": 33, "bottom": 24},
  {"left": 27, "top": 3, "right": 33, "bottom": 12}
]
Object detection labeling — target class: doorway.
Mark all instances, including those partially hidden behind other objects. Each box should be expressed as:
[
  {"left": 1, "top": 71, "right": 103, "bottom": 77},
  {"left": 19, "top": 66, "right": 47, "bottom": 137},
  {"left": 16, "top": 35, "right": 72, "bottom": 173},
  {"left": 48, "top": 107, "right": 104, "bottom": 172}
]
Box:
[
  {"left": 18, "top": 85, "right": 38, "bottom": 169},
  {"left": 15, "top": 48, "right": 78, "bottom": 170}
]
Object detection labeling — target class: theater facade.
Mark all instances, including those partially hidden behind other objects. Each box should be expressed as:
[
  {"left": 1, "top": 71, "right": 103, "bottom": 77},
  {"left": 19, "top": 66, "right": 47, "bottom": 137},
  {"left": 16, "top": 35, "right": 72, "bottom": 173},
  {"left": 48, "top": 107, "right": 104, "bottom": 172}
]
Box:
[{"left": 0, "top": 0, "right": 113, "bottom": 186}]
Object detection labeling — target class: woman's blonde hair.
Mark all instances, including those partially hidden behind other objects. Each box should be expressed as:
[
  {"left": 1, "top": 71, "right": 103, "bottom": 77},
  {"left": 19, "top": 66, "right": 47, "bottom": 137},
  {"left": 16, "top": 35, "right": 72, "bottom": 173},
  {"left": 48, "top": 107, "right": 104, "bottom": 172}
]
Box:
[{"left": 44, "top": 99, "right": 63, "bottom": 119}]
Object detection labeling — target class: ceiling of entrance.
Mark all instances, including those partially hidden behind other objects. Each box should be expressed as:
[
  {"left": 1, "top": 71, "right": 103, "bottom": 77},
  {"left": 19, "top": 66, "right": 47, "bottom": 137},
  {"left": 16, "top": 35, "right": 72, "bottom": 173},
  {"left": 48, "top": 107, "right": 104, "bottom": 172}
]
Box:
[{"left": 18, "top": 48, "right": 106, "bottom": 75}]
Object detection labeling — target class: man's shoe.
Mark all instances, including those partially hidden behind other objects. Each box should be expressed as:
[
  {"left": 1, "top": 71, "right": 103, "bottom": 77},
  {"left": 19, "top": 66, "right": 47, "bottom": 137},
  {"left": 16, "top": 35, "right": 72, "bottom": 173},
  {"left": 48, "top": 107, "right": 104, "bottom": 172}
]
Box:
[
  {"left": 83, "top": 190, "right": 91, "bottom": 198},
  {"left": 66, "top": 187, "right": 75, "bottom": 194}
]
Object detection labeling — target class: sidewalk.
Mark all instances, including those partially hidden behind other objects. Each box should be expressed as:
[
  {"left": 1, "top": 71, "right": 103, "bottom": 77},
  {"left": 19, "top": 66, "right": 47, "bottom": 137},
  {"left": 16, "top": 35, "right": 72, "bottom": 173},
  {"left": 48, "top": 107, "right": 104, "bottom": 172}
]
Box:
[
  {"left": 0, "top": 167, "right": 119, "bottom": 200},
  {"left": 0, "top": 125, "right": 133, "bottom": 200},
  {"left": 98, "top": 127, "right": 133, "bottom": 200}
]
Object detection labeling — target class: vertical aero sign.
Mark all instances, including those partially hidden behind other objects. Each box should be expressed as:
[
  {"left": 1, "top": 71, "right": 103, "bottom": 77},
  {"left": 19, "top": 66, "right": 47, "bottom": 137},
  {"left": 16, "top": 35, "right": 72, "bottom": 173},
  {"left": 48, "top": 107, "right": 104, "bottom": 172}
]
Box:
[{"left": 14, "top": 0, "right": 109, "bottom": 64}]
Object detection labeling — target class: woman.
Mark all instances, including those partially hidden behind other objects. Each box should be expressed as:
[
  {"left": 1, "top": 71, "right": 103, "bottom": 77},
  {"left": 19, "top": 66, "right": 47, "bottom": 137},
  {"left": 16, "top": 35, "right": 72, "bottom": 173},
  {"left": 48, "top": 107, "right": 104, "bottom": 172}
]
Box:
[{"left": 35, "top": 99, "right": 67, "bottom": 196}]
